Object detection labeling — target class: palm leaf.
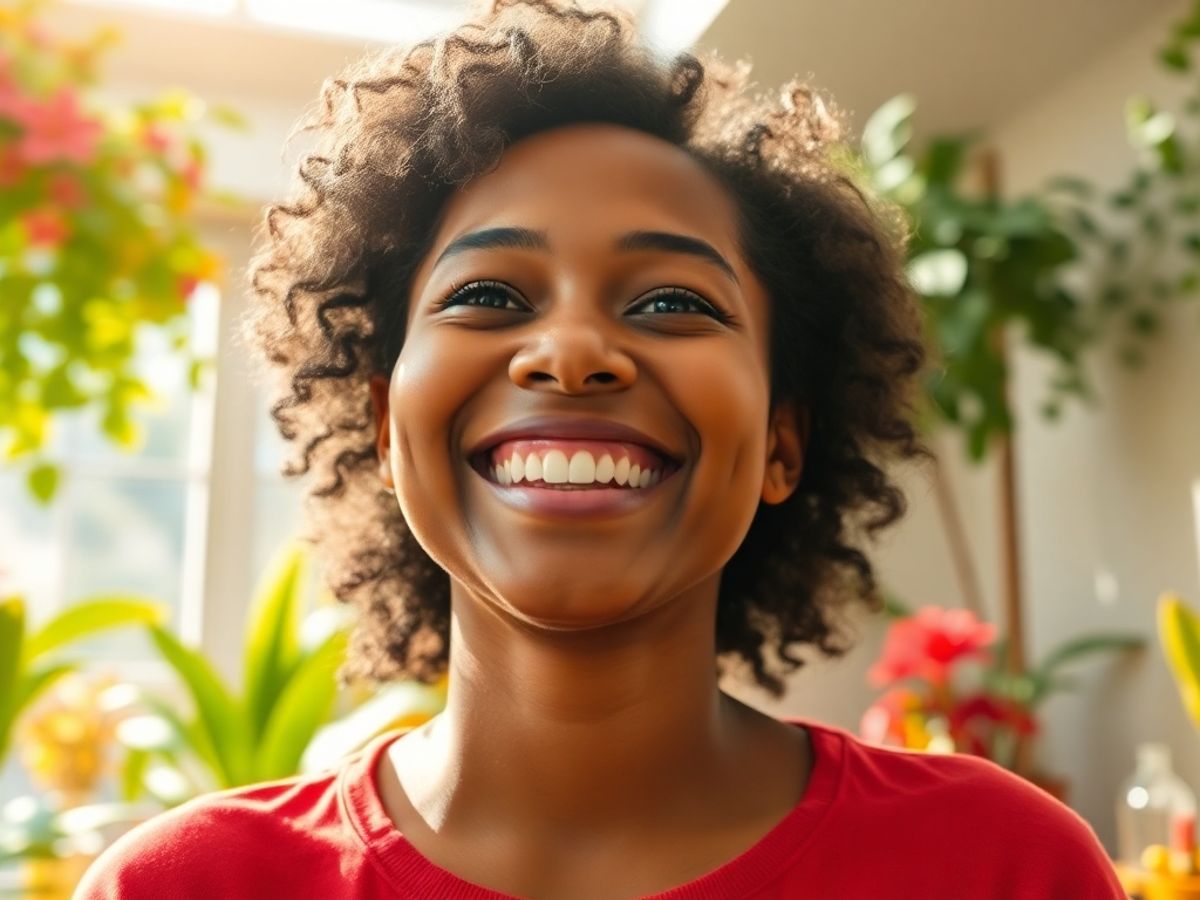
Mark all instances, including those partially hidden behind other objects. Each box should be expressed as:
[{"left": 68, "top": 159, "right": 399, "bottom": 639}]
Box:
[
  {"left": 24, "top": 596, "right": 167, "bottom": 659},
  {"left": 242, "top": 544, "right": 305, "bottom": 743},
  {"left": 147, "top": 625, "right": 250, "bottom": 787},
  {"left": 253, "top": 629, "right": 348, "bottom": 781}
]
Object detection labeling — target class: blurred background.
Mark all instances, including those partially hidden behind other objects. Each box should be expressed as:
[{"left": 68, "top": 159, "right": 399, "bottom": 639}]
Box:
[{"left": 2, "top": 0, "right": 1199, "bottom": 895}]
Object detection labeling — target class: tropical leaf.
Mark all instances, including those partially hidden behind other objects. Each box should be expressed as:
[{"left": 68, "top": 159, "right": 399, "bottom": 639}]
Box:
[
  {"left": 147, "top": 625, "right": 250, "bottom": 787},
  {"left": 0, "top": 597, "right": 26, "bottom": 763},
  {"left": 243, "top": 544, "right": 305, "bottom": 743},
  {"left": 1159, "top": 592, "right": 1200, "bottom": 731},
  {"left": 254, "top": 629, "right": 348, "bottom": 781},
  {"left": 24, "top": 596, "right": 167, "bottom": 660},
  {"left": 9, "top": 659, "right": 77, "bottom": 729}
]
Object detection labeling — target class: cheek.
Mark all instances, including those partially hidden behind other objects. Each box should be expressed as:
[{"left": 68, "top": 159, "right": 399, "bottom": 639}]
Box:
[
  {"left": 385, "top": 329, "right": 492, "bottom": 569},
  {"left": 665, "top": 340, "right": 770, "bottom": 548}
]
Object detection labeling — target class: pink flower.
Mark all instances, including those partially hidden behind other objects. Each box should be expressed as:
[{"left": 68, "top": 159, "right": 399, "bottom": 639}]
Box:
[
  {"left": 140, "top": 124, "right": 171, "bottom": 155},
  {"left": 15, "top": 89, "right": 103, "bottom": 166},
  {"left": 20, "top": 208, "right": 70, "bottom": 247},
  {"left": 868, "top": 605, "right": 997, "bottom": 689}
]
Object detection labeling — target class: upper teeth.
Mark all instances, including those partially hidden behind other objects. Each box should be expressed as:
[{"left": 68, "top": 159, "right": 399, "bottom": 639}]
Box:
[{"left": 492, "top": 449, "right": 661, "bottom": 488}]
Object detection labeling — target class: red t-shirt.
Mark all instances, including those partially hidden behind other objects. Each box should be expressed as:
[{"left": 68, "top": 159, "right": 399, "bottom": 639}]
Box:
[{"left": 74, "top": 717, "right": 1126, "bottom": 898}]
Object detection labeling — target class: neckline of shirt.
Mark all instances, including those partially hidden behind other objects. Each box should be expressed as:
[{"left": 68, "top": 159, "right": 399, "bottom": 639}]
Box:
[{"left": 340, "top": 716, "right": 846, "bottom": 899}]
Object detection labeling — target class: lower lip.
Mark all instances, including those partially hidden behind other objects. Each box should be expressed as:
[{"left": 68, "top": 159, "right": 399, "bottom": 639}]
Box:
[{"left": 477, "top": 473, "right": 670, "bottom": 518}]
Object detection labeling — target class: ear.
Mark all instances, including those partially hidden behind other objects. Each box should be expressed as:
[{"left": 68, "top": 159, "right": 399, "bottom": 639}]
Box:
[
  {"left": 761, "top": 402, "right": 809, "bottom": 505},
  {"left": 368, "top": 373, "right": 394, "bottom": 492}
]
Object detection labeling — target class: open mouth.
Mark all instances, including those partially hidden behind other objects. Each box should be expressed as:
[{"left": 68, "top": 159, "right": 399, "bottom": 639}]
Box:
[{"left": 470, "top": 439, "right": 680, "bottom": 490}]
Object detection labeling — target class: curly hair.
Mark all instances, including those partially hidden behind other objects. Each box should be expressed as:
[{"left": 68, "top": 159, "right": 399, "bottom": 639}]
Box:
[{"left": 242, "top": 0, "right": 929, "bottom": 697}]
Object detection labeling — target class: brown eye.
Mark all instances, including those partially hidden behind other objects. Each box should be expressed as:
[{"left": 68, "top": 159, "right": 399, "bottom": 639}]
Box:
[
  {"left": 629, "top": 288, "right": 729, "bottom": 322},
  {"left": 439, "top": 280, "right": 527, "bottom": 311}
]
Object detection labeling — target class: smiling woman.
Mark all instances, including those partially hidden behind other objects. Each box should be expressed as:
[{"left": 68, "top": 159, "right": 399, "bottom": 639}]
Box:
[{"left": 73, "top": 1, "right": 1127, "bottom": 899}]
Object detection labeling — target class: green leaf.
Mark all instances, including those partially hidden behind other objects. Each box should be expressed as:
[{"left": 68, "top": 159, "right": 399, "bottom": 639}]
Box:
[
  {"left": 861, "top": 94, "right": 916, "bottom": 168},
  {"left": 120, "top": 747, "right": 151, "bottom": 803},
  {"left": 24, "top": 596, "right": 167, "bottom": 660},
  {"left": 1036, "top": 632, "right": 1144, "bottom": 679},
  {"left": 147, "top": 625, "right": 251, "bottom": 787},
  {"left": 26, "top": 462, "right": 59, "bottom": 504},
  {"left": 243, "top": 544, "right": 306, "bottom": 744},
  {"left": 1161, "top": 44, "right": 1190, "bottom": 72},
  {"left": 0, "top": 597, "right": 25, "bottom": 764},
  {"left": 208, "top": 104, "right": 249, "bottom": 131},
  {"left": 254, "top": 629, "right": 347, "bottom": 781},
  {"left": 1160, "top": 594, "right": 1200, "bottom": 731},
  {"left": 10, "top": 659, "right": 77, "bottom": 735}
]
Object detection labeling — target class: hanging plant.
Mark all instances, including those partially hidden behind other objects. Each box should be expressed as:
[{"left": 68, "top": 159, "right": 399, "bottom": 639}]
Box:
[{"left": 0, "top": 1, "right": 244, "bottom": 503}]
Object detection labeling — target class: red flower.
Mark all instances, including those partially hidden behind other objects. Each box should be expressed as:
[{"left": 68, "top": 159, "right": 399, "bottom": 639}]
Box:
[
  {"left": 0, "top": 144, "right": 26, "bottom": 187},
  {"left": 47, "top": 172, "right": 86, "bottom": 209},
  {"left": 947, "top": 693, "right": 1039, "bottom": 757},
  {"left": 20, "top": 208, "right": 70, "bottom": 247},
  {"left": 868, "top": 605, "right": 997, "bottom": 688}
]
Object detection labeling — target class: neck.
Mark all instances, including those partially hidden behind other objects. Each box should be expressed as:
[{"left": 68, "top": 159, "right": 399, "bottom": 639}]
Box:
[{"left": 392, "top": 575, "right": 761, "bottom": 839}]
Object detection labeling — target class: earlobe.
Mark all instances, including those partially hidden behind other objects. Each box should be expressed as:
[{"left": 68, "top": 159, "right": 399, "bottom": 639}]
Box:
[
  {"left": 761, "top": 403, "right": 809, "bottom": 505},
  {"left": 368, "top": 373, "right": 395, "bottom": 491}
]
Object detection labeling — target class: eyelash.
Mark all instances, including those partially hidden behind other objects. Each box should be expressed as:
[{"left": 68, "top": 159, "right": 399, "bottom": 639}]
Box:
[{"left": 436, "top": 281, "right": 733, "bottom": 324}]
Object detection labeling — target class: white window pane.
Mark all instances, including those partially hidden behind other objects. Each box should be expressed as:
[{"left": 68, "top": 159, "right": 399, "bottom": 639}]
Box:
[
  {"left": 251, "top": 477, "right": 304, "bottom": 584},
  {"left": 62, "top": 476, "right": 186, "bottom": 660},
  {"left": 0, "top": 473, "right": 63, "bottom": 624}
]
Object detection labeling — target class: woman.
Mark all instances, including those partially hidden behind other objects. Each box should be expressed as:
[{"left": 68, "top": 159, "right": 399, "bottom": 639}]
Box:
[{"left": 76, "top": 1, "right": 1126, "bottom": 897}]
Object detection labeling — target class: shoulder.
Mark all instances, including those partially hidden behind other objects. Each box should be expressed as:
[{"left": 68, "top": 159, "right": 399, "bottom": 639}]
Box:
[
  {"left": 73, "top": 770, "right": 342, "bottom": 899},
  {"left": 792, "top": 718, "right": 1124, "bottom": 895}
]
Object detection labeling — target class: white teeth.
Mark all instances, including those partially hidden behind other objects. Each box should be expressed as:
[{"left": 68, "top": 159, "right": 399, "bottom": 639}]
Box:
[
  {"left": 595, "top": 454, "right": 615, "bottom": 484},
  {"left": 568, "top": 451, "right": 596, "bottom": 484},
  {"left": 542, "top": 449, "right": 569, "bottom": 484},
  {"left": 490, "top": 448, "right": 666, "bottom": 488},
  {"left": 614, "top": 457, "right": 630, "bottom": 486},
  {"left": 524, "top": 452, "right": 542, "bottom": 482}
]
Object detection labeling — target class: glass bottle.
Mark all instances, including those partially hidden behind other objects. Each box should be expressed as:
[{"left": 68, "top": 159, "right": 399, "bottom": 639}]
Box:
[{"left": 1115, "top": 742, "right": 1197, "bottom": 868}]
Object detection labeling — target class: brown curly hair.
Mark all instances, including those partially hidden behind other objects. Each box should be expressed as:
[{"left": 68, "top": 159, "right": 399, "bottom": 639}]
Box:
[{"left": 242, "top": 0, "right": 929, "bottom": 697}]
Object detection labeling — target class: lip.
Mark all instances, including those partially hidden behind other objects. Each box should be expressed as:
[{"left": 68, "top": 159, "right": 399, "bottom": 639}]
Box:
[{"left": 465, "top": 416, "right": 683, "bottom": 463}]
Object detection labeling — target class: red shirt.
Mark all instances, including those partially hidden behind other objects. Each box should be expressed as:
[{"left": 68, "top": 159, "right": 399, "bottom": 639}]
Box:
[{"left": 74, "top": 717, "right": 1126, "bottom": 898}]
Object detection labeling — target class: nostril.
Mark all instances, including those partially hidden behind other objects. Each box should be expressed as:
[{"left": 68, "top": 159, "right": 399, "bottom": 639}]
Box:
[
  {"left": 587, "top": 372, "right": 618, "bottom": 385},
  {"left": 527, "top": 371, "right": 557, "bottom": 383}
]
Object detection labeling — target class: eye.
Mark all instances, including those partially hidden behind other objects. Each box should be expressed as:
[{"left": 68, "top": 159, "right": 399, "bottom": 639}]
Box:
[
  {"left": 628, "top": 287, "right": 730, "bottom": 322},
  {"left": 437, "top": 280, "right": 527, "bottom": 311}
]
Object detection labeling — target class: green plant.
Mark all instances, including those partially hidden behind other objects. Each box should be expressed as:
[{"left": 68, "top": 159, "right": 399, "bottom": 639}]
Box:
[
  {"left": 1158, "top": 591, "right": 1200, "bottom": 732},
  {"left": 114, "top": 544, "right": 350, "bottom": 802},
  {"left": 0, "top": 594, "right": 166, "bottom": 770},
  {"left": 858, "top": 96, "right": 1093, "bottom": 460},
  {"left": 0, "top": 1, "right": 244, "bottom": 503}
]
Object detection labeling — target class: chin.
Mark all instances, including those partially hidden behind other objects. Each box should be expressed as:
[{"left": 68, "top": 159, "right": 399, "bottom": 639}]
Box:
[{"left": 490, "top": 573, "right": 654, "bottom": 631}]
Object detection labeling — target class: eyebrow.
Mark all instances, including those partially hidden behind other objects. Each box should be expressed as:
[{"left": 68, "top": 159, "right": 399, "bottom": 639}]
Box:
[{"left": 431, "top": 226, "right": 740, "bottom": 284}]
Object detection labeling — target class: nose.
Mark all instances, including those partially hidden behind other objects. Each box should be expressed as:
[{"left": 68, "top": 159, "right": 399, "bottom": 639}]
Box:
[{"left": 509, "top": 318, "right": 637, "bottom": 395}]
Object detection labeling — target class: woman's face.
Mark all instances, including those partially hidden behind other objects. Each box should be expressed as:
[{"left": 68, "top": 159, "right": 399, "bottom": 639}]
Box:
[{"left": 372, "top": 122, "right": 803, "bottom": 629}]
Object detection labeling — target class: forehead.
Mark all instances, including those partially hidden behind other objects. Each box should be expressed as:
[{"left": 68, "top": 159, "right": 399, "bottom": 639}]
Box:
[{"left": 426, "top": 123, "right": 743, "bottom": 252}]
